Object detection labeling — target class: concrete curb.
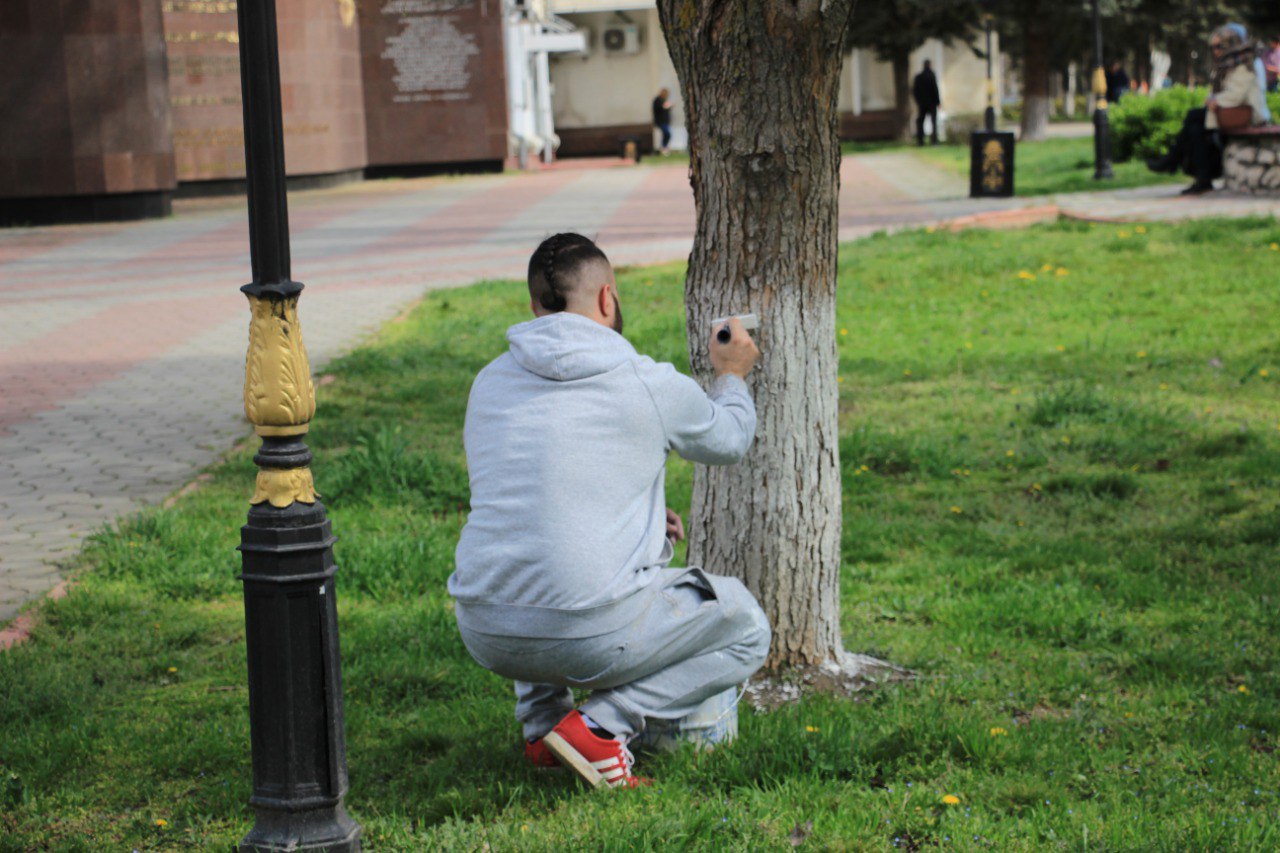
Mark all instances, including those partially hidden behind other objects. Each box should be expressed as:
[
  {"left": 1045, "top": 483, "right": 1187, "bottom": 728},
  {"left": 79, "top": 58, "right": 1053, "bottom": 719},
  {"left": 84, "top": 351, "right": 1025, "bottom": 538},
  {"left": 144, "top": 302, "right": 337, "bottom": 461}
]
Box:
[
  {"left": 0, "top": 580, "right": 70, "bottom": 651},
  {"left": 945, "top": 204, "right": 1061, "bottom": 231}
]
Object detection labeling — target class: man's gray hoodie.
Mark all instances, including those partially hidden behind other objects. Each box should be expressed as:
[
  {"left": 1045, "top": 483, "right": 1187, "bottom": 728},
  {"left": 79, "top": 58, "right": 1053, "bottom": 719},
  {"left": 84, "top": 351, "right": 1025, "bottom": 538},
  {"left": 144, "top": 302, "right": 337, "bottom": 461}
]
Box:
[{"left": 449, "top": 312, "right": 756, "bottom": 639}]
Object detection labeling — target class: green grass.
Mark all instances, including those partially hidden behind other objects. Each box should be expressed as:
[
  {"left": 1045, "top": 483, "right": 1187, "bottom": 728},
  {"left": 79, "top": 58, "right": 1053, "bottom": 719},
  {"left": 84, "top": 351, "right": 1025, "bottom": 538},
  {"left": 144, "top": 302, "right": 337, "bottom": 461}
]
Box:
[
  {"left": 4, "top": 218, "right": 1280, "bottom": 849},
  {"left": 916, "top": 136, "right": 1184, "bottom": 197}
]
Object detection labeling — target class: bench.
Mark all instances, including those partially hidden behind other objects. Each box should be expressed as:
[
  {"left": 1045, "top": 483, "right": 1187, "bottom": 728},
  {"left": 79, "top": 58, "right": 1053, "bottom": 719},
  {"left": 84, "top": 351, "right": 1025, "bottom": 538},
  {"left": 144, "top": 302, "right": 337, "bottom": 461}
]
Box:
[{"left": 1222, "top": 126, "right": 1280, "bottom": 194}]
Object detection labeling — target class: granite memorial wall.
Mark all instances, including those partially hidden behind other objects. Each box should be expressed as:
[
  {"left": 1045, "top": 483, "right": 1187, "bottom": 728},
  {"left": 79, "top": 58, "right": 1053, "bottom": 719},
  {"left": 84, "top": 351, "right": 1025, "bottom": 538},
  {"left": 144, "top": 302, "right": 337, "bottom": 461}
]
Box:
[
  {"left": 163, "top": 0, "right": 367, "bottom": 183},
  {"left": 358, "top": 0, "right": 507, "bottom": 170},
  {"left": 0, "top": 0, "right": 177, "bottom": 223}
]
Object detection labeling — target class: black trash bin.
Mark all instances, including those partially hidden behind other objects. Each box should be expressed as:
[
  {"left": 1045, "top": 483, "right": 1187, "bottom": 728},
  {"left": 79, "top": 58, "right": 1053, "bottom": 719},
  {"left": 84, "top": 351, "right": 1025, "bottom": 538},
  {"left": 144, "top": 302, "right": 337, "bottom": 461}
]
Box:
[{"left": 970, "top": 131, "right": 1015, "bottom": 197}]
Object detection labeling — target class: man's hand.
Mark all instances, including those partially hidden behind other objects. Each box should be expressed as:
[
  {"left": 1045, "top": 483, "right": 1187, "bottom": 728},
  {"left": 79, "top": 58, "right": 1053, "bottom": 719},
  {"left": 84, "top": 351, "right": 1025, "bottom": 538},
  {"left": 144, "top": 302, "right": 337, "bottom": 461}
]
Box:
[
  {"left": 665, "top": 508, "right": 685, "bottom": 542},
  {"left": 710, "top": 316, "right": 760, "bottom": 378}
]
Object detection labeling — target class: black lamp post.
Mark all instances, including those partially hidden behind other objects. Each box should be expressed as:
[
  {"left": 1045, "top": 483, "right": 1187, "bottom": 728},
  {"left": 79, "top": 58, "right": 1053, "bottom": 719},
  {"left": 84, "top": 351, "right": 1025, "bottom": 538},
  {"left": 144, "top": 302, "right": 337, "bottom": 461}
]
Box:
[
  {"left": 1090, "top": 0, "right": 1115, "bottom": 179},
  {"left": 984, "top": 14, "right": 996, "bottom": 132},
  {"left": 234, "top": 1, "right": 361, "bottom": 850}
]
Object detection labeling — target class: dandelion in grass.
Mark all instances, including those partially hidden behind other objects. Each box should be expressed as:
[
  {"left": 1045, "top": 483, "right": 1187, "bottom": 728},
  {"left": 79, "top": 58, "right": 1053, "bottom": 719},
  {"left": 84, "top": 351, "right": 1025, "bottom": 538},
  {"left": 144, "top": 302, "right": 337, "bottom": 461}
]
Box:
[
  {"left": 1260, "top": 368, "right": 1270, "bottom": 378},
  {"left": 167, "top": 667, "right": 177, "bottom": 673},
  {"left": 1061, "top": 436, "right": 1072, "bottom": 445},
  {"left": 1119, "top": 230, "right": 1131, "bottom": 238},
  {"left": 1271, "top": 242, "right": 1279, "bottom": 251},
  {"left": 1135, "top": 225, "right": 1147, "bottom": 234},
  {"left": 980, "top": 289, "right": 989, "bottom": 298},
  {"left": 1055, "top": 267, "right": 1069, "bottom": 276},
  {"left": 806, "top": 725, "right": 820, "bottom": 733},
  {"left": 1137, "top": 351, "right": 1147, "bottom": 359},
  {"left": 840, "top": 328, "right": 848, "bottom": 336},
  {"left": 838, "top": 377, "right": 844, "bottom": 384},
  {"left": 1238, "top": 685, "right": 1250, "bottom": 694},
  {"left": 942, "top": 795, "right": 961, "bottom": 805},
  {"left": 1159, "top": 383, "right": 1169, "bottom": 391},
  {"left": 904, "top": 369, "right": 913, "bottom": 377},
  {"left": 1031, "top": 483, "right": 1042, "bottom": 492},
  {"left": 1041, "top": 263, "right": 1054, "bottom": 272},
  {"left": 990, "top": 727, "right": 1008, "bottom": 736},
  {"left": 950, "top": 506, "right": 963, "bottom": 514},
  {"left": 155, "top": 819, "right": 168, "bottom": 829},
  {"left": 1017, "top": 270, "right": 1036, "bottom": 281},
  {"left": 1056, "top": 344, "right": 1065, "bottom": 352},
  {"left": 965, "top": 341, "right": 974, "bottom": 349}
]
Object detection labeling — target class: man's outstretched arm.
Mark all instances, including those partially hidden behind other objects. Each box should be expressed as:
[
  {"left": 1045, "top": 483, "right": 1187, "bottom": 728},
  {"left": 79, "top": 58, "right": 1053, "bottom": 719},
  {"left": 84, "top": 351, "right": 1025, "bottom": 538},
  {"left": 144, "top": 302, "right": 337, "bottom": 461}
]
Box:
[{"left": 636, "top": 317, "right": 760, "bottom": 465}]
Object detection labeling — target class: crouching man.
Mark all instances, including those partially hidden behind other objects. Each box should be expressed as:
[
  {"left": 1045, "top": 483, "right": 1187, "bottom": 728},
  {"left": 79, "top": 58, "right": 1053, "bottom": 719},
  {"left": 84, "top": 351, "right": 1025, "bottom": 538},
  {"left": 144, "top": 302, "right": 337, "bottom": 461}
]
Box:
[{"left": 448, "top": 233, "right": 771, "bottom": 789}]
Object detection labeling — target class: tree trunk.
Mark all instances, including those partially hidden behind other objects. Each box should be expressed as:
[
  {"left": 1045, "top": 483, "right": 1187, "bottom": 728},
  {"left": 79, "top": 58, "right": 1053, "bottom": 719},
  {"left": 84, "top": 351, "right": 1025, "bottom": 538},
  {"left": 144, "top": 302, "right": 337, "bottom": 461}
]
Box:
[
  {"left": 656, "top": 0, "right": 853, "bottom": 670},
  {"left": 1020, "top": 17, "right": 1051, "bottom": 141},
  {"left": 891, "top": 49, "right": 912, "bottom": 142}
]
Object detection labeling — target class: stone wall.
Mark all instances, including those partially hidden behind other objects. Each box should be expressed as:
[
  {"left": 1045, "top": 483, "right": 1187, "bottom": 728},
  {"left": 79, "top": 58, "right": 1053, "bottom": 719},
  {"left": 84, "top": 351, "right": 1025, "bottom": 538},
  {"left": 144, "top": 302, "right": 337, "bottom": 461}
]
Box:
[
  {"left": 0, "top": 0, "right": 177, "bottom": 223},
  {"left": 163, "top": 0, "right": 367, "bottom": 182},
  {"left": 1223, "top": 132, "right": 1280, "bottom": 195}
]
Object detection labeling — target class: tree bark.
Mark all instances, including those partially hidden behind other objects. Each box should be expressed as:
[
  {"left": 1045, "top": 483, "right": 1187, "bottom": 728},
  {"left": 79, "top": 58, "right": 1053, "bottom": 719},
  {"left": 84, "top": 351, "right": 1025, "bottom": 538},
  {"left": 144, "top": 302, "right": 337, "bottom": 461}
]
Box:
[
  {"left": 891, "top": 49, "right": 913, "bottom": 142},
  {"left": 656, "top": 0, "right": 853, "bottom": 670},
  {"left": 1020, "top": 17, "right": 1051, "bottom": 141}
]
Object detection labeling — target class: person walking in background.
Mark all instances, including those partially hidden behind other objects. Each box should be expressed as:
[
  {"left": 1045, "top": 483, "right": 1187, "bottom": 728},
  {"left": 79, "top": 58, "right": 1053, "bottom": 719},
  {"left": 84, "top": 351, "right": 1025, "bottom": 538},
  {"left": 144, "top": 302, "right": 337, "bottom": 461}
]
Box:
[
  {"left": 911, "top": 60, "right": 940, "bottom": 146},
  {"left": 652, "top": 88, "right": 673, "bottom": 155},
  {"left": 1264, "top": 35, "right": 1280, "bottom": 92},
  {"left": 1105, "top": 60, "right": 1131, "bottom": 104}
]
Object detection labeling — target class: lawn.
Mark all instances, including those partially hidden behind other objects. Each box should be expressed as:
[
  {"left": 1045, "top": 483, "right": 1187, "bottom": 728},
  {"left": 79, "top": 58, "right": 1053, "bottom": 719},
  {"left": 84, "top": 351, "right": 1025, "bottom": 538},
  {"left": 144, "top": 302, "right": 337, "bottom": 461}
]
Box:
[
  {"left": 916, "top": 136, "right": 1184, "bottom": 197},
  {"left": 3, "top": 218, "right": 1280, "bottom": 849}
]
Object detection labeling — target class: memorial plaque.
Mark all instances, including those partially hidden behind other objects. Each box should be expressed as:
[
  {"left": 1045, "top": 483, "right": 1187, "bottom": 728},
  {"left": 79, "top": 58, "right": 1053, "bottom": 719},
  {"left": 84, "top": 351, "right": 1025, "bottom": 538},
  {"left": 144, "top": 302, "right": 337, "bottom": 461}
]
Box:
[
  {"left": 163, "top": 0, "right": 367, "bottom": 182},
  {"left": 0, "top": 0, "right": 177, "bottom": 223},
  {"left": 358, "top": 0, "right": 508, "bottom": 169}
]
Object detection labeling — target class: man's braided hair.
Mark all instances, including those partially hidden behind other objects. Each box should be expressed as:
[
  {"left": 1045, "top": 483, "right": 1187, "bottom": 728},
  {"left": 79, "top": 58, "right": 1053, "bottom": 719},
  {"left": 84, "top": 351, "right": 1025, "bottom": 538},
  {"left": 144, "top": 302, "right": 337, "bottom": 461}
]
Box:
[{"left": 528, "top": 232, "right": 609, "bottom": 312}]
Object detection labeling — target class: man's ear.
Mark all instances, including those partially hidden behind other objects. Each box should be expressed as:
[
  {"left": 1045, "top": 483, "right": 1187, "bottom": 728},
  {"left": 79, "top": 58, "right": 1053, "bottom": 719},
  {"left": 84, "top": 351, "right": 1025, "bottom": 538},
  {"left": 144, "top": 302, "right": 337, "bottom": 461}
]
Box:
[{"left": 597, "top": 284, "right": 613, "bottom": 319}]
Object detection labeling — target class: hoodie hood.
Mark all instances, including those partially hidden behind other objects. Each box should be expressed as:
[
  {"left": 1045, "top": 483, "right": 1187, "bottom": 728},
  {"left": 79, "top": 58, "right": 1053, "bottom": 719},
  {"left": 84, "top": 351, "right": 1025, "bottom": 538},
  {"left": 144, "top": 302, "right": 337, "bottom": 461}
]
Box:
[{"left": 506, "top": 312, "right": 637, "bottom": 381}]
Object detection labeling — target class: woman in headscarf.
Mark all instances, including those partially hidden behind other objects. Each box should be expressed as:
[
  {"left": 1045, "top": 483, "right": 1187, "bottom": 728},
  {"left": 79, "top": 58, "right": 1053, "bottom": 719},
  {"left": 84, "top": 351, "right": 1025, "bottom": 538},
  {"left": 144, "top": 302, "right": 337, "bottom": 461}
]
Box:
[{"left": 1147, "top": 23, "right": 1269, "bottom": 195}]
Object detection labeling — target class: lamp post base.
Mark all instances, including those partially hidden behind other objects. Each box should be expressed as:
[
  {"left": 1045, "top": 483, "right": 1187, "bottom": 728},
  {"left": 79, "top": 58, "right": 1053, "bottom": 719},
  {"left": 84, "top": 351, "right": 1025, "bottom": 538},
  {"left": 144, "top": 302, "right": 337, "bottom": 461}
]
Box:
[
  {"left": 1093, "top": 108, "right": 1115, "bottom": 180},
  {"left": 240, "top": 802, "right": 361, "bottom": 852}
]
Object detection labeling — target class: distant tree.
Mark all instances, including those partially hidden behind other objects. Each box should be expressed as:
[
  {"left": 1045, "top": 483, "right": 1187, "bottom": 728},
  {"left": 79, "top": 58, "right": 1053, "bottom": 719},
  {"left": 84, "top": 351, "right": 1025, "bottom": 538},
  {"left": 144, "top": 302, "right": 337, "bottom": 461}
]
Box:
[{"left": 845, "top": 0, "right": 984, "bottom": 141}]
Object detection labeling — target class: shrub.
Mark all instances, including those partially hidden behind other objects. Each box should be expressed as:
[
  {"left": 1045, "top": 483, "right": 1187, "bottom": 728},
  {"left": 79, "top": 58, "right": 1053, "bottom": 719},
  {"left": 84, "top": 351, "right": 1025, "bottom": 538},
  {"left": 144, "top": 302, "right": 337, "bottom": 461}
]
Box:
[
  {"left": 1110, "top": 86, "right": 1206, "bottom": 162},
  {"left": 1111, "top": 87, "right": 1280, "bottom": 163}
]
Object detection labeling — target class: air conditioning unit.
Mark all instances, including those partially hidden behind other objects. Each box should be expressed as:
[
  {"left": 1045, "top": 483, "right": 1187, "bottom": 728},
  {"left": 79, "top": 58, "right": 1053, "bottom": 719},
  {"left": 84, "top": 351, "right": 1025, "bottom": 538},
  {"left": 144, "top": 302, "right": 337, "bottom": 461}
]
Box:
[{"left": 602, "top": 25, "right": 641, "bottom": 55}]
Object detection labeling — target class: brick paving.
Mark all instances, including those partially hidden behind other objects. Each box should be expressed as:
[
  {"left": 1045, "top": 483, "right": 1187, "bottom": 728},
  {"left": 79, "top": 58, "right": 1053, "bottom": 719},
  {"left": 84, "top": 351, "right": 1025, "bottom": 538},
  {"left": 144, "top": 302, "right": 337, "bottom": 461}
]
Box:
[{"left": 2, "top": 153, "right": 1278, "bottom": 628}]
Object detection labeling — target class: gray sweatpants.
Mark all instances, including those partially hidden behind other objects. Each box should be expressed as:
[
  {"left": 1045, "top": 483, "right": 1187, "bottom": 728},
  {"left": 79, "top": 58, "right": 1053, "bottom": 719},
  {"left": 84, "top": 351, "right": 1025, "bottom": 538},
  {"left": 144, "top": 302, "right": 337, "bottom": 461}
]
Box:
[{"left": 458, "top": 567, "right": 771, "bottom": 740}]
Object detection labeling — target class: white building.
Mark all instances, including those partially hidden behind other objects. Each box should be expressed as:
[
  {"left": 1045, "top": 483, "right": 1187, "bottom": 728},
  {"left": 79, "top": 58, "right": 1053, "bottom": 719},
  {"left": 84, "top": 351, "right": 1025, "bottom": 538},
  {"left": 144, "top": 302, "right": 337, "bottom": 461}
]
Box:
[{"left": 530, "top": 0, "right": 1002, "bottom": 158}]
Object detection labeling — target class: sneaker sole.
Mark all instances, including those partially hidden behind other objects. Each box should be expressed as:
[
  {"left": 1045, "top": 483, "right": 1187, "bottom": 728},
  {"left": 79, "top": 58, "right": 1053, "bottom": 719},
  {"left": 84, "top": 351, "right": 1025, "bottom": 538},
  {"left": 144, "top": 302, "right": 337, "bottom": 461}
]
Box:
[{"left": 541, "top": 731, "right": 608, "bottom": 789}]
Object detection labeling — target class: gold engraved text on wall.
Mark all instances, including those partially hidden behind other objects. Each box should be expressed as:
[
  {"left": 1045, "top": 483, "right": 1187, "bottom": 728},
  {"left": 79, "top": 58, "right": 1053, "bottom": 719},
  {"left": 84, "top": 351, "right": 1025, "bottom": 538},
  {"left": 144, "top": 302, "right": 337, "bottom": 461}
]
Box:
[
  {"left": 982, "top": 139, "right": 1005, "bottom": 191},
  {"left": 244, "top": 295, "right": 316, "bottom": 437},
  {"left": 166, "top": 30, "right": 240, "bottom": 44},
  {"left": 163, "top": 0, "right": 237, "bottom": 12}
]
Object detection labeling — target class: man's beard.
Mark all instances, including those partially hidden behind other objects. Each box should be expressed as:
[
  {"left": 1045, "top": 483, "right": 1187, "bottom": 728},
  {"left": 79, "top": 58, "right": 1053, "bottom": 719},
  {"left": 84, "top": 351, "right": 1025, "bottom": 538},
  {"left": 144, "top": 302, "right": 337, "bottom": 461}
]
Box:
[{"left": 612, "top": 292, "right": 624, "bottom": 334}]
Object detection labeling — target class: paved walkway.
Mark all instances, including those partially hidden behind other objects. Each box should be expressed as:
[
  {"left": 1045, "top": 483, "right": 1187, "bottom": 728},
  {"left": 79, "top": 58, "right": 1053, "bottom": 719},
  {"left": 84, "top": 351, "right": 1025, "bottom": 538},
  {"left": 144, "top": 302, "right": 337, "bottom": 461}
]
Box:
[{"left": 2, "top": 153, "right": 1278, "bottom": 627}]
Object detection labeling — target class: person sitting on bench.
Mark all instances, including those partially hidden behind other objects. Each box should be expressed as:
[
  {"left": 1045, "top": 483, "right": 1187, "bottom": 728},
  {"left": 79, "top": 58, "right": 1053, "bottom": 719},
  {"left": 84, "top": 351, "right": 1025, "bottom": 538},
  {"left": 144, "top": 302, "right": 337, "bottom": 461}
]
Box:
[{"left": 1147, "top": 23, "right": 1269, "bottom": 195}]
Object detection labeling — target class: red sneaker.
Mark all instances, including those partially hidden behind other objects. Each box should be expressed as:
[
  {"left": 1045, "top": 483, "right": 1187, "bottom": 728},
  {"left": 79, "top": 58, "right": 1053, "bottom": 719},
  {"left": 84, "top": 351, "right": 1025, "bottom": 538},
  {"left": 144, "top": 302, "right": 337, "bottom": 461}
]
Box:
[
  {"left": 542, "top": 711, "right": 648, "bottom": 789},
  {"left": 524, "top": 738, "right": 560, "bottom": 769}
]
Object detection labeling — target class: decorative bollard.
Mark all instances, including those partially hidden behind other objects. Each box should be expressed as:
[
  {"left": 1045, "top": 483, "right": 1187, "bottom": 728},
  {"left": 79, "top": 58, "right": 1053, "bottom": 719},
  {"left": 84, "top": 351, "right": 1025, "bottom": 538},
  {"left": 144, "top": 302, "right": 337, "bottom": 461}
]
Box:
[{"left": 631, "top": 687, "right": 741, "bottom": 752}]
